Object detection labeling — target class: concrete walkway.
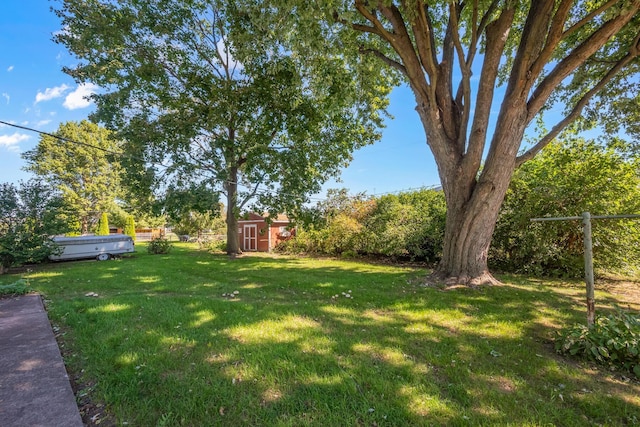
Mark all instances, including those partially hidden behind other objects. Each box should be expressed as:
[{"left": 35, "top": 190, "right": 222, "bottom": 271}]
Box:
[{"left": 0, "top": 294, "right": 83, "bottom": 426}]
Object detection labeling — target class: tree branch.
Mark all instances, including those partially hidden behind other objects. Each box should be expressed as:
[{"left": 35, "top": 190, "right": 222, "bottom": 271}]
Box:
[
  {"left": 191, "top": 14, "right": 227, "bottom": 80},
  {"left": 354, "top": 0, "right": 395, "bottom": 40},
  {"left": 528, "top": 0, "right": 573, "bottom": 81},
  {"left": 527, "top": 3, "right": 640, "bottom": 122},
  {"left": 333, "top": 11, "right": 384, "bottom": 36},
  {"left": 504, "top": 0, "right": 555, "bottom": 101},
  {"left": 563, "top": 0, "right": 619, "bottom": 39},
  {"left": 463, "top": 6, "right": 515, "bottom": 172},
  {"left": 411, "top": 1, "right": 440, "bottom": 84},
  {"left": 237, "top": 173, "right": 266, "bottom": 210},
  {"left": 355, "top": 2, "right": 433, "bottom": 104},
  {"left": 448, "top": 1, "right": 472, "bottom": 151},
  {"left": 516, "top": 48, "right": 637, "bottom": 167},
  {"left": 358, "top": 46, "right": 407, "bottom": 76}
]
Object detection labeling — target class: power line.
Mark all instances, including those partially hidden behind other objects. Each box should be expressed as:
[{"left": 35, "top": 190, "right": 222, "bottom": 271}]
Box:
[
  {"left": 0, "top": 120, "right": 125, "bottom": 157},
  {"left": 1, "top": 120, "right": 441, "bottom": 204}
]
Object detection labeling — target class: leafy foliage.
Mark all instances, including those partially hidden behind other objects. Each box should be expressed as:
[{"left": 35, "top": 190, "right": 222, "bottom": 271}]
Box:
[
  {"left": 23, "top": 121, "right": 123, "bottom": 235},
  {"left": 147, "top": 237, "right": 172, "bottom": 255},
  {"left": 361, "top": 190, "right": 446, "bottom": 262},
  {"left": 0, "top": 180, "right": 71, "bottom": 273},
  {"left": 124, "top": 215, "right": 136, "bottom": 242},
  {"left": 491, "top": 137, "right": 640, "bottom": 277},
  {"left": 96, "top": 213, "right": 110, "bottom": 236},
  {"left": 264, "top": 0, "right": 640, "bottom": 283},
  {"left": 278, "top": 188, "right": 445, "bottom": 262},
  {"left": 556, "top": 307, "right": 640, "bottom": 378},
  {"left": 55, "top": 0, "right": 393, "bottom": 254},
  {"left": 171, "top": 211, "right": 226, "bottom": 238}
]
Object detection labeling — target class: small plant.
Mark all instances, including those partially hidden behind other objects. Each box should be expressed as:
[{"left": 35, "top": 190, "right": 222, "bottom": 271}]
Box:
[
  {"left": 556, "top": 307, "right": 640, "bottom": 378},
  {"left": 0, "top": 279, "right": 31, "bottom": 296},
  {"left": 147, "top": 237, "right": 172, "bottom": 255}
]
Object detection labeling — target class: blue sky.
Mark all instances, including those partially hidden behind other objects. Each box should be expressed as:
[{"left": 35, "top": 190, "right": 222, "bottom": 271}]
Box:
[{"left": 0, "top": 0, "right": 441, "bottom": 197}]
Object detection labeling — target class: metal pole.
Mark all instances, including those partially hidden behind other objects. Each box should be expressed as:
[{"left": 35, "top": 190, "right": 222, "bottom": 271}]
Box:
[{"left": 582, "top": 212, "right": 595, "bottom": 327}]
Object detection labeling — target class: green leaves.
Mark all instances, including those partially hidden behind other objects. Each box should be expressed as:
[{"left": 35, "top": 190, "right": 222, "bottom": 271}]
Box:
[
  {"left": 492, "top": 136, "right": 640, "bottom": 277},
  {"left": 0, "top": 180, "right": 71, "bottom": 272},
  {"left": 556, "top": 307, "right": 640, "bottom": 378},
  {"left": 22, "top": 120, "right": 123, "bottom": 235},
  {"left": 96, "top": 213, "right": 110, "bottom": 235},
  {"left": 56, "top": 0, "right": 394, "bottom": 243}
]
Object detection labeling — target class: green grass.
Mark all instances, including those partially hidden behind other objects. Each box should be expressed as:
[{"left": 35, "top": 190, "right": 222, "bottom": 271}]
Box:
[
  {"left": 0, "top": 278, "right": 30, "bottom": 296},
  {"left": 2, "top": 243, "right": 639, "bottom": 426}
]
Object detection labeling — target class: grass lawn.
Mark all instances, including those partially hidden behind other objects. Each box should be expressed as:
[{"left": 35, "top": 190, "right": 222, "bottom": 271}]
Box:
[{"left": 2, "top": 243, "right": 639, "bottom": 426}]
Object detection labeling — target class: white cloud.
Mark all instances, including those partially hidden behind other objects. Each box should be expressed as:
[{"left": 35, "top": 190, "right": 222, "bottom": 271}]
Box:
[
  {"left": 36, "top": 119, "right": 52, "bottom": 127},
  {"left": 35, "top": 84, "right": 71, "bottom": 103},
  {"left": 2, "top": 93, "right": 9, "bottom": 104},
  {"left": 7, "top": 65, "right": 14, "bottom": 72},
  {"left": 0, "top": 132, "right": 30, "bottom": 152},
  {"left": 63, "top": 83, "right": 99, "bottom": 110}
]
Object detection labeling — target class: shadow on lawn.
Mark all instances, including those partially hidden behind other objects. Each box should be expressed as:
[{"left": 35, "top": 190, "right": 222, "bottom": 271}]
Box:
[{"left": 19, "top": 248, "right": 640, "bottom": 426}]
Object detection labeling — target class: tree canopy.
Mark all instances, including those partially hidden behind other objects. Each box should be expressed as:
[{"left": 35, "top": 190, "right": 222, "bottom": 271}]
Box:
[
  {"left": 0, "top": 180, "right": 70, "bottom": 273},
  {"left": 257, "top": 0, "right": 640, "bottom": 284},
  {"left": 23, "top": 120, "right": 123, "bottom": 235},
  {"left": 55, "top": 0, "right": 394, "bottom": 254}
]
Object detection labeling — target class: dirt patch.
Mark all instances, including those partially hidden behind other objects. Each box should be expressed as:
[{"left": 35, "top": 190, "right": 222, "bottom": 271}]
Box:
[{"left": 598, "top": 279, "right": 640, "bottom": 311}]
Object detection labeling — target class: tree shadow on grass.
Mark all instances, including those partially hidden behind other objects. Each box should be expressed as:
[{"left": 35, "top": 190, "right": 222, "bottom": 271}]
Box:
[{"left": 17, "top": 250, "right": 640, "bottom": 426}]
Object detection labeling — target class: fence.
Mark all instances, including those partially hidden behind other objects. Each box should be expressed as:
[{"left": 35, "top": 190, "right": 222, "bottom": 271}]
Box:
[{"left": 134, "top": 228, "right": 165, "bottom": 242}]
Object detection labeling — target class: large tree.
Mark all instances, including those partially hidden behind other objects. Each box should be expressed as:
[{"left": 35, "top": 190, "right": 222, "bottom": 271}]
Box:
[
  {"left": 23, "top": 120, "right": 123, "bottom": 234},
  {"left": 55, "top": 0, "right": 393, "bottom": 255},
  {"left": 259, "top": 0, "right": 639, "bottom": 285}
]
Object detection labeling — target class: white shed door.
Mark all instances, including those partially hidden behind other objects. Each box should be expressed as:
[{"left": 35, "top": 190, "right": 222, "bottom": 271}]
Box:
[{"left": 243, "top": 224, "right": 257, "bottom": 251}]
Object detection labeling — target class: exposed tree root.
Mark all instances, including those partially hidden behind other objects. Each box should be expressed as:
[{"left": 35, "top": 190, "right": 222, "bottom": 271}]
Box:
[{"left": 424, "top": 270, "right": 502, "bottom": 289}]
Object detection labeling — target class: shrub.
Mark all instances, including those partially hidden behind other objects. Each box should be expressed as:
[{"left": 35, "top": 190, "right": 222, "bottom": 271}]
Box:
[
  {"left": 96, "top": 213, "right": 110, "bottom": 235},
  {"left": 0, "top": 180, "right": 71, "bottom": 274},
  {"left": 491, "top": 138, "right": 640, "bottom": 277},
  {"left": 0, "top": 279, "right": 31, "bottom": 296},
  {"left": 362, "top": 190, "right": 445, "bottom": 262},
  {"left": 147, "top": 237, "right": 172, "bottom": 254},
  {"left": 555, "top": 307, "right": 640, "bottom": 378},
  {"left": 279, "top": 188, "right": 446, "bottom": 261},
  {"left": 206, "top": 239, "right": 227, "bottom": 253},
  {"left": 124, "top": 215, "right": 136, "bottom": 242}
]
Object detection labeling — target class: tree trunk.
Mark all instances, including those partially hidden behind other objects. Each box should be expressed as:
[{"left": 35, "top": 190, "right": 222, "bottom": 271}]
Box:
[
  {"left": 422, "top": 106, "right": 524, "bottom": 287},
  {"left": 432, "top": 180, "right": 509, "bottom": 286},
  {"left": 225, "top": 166, "right": 241, "bottom": 256}
]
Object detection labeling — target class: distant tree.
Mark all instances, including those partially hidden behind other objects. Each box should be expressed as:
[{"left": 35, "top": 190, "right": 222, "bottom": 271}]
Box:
[
  {"left": 96, "top": 213, "right": 110, "bottom": 235},
  {"left": 0, "top": 180, "right": 70, "bottom": 274},
  {"left": 23, "top": 120, "right": 123, "bottom": 234},
  {"left": 172, "top": 211, "right": 226, "bottom": 238},
  {"left": 491, "top": 137, "right": 640, "bottom": 277},
  {"left": 124, "top": 215, "right": 136, "bottom": 241},
  {"left": 55, "top": 0, "right": 391, "bottom": 256}
]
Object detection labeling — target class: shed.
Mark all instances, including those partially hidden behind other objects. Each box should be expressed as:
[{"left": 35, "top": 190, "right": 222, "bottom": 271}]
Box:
[{"left": 238, "top": 213, "right": 294, "bottom": 252}]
